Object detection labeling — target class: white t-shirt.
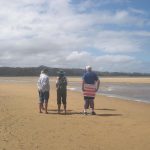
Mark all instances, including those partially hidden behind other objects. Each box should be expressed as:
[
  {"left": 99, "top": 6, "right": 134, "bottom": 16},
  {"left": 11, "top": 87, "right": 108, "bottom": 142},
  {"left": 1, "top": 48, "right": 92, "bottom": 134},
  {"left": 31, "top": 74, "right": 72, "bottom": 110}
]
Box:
[{"left": 37, "top": 73, "right": 50, "bottom": 92}]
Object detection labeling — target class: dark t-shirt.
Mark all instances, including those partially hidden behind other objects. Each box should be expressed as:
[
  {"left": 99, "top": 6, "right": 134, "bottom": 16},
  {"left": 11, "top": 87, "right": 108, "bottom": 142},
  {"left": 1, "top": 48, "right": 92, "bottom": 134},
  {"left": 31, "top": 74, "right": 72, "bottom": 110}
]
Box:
[
  {"left": 56, "top": 76, "right": 67, "bottom": 91},
  {"left": 83, "top": 71, "right": 98, "bottom": 84}
]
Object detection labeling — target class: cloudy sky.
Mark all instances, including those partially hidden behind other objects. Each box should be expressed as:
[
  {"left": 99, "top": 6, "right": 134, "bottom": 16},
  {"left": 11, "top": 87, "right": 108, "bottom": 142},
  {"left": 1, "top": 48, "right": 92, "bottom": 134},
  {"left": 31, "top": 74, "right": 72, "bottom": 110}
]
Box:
[{"left": 0, "top": 0, "right": 150, "bottom": 73}]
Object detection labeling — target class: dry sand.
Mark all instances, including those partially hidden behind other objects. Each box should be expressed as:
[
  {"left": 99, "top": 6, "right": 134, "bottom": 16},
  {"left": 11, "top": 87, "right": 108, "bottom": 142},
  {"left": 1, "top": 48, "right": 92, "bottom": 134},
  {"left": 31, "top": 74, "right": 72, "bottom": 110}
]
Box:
[{"left": 0, "top": 77, "right": 150, "bottom": 150}]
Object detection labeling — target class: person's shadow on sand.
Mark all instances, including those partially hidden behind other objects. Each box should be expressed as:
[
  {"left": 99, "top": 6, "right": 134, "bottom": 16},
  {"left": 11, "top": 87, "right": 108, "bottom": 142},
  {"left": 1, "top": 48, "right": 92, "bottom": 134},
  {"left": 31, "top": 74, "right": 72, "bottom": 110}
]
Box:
[
  {"left": 95, "top": 108, "right": 116, "bottom": 111},
  {"left": 94, "top": 108, "right": 122, "bottom": 117},
  {"left": 47, "top": 109, "right": 77, "bottom": 115},
  {"left": 46, "top": 108, "right": 122, "bottom": 116},
  {"left": 96, "top": 114, "right": 122, "bottom": 117}
]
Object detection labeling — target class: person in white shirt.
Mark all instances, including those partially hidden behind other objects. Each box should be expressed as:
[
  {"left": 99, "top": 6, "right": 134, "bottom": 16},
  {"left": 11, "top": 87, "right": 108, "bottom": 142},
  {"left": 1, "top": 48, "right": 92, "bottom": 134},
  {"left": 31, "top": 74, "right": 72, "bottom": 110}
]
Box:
[{"left": 37, "top": 68, "right": 50, "bottom": 114}]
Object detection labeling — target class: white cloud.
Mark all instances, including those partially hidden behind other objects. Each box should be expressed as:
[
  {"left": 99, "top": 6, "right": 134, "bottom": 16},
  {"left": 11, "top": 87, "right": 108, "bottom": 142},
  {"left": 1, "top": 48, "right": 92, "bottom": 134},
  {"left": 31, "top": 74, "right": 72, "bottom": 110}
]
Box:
[
  {"left": 0, "top": 0, "right": 150, "bottom": 73},
  {"left": 92, "top": 55, "right": 145, "bottom": 73},
  {"left": 66, "top": 51, "right": 90, "bottom": 61},
  {"left": 94, "top": 36, "right": 140, "bottom": 53},
  {"left": 95, "top": 55, "right": 135, "bottom": 63},
  {"left": 128, "top": 8, "right": 146, "bottom": 15},
  {"left": 88, "top": 30, "right": 143, "bottom": 53},
  {"left": 73, "top": 0, "right": 131, "bottom": 12}
]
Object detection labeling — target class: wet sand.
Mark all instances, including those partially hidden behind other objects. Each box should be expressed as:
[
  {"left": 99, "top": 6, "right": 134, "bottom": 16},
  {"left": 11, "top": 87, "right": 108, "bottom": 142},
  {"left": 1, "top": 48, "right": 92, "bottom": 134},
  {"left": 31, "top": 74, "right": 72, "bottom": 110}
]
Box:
[
  {"left": 0, "top": 77, "right": 150, "bottom": 150},
  {"left": 69, "top": 76, "right": 150, "bottom": 84}
]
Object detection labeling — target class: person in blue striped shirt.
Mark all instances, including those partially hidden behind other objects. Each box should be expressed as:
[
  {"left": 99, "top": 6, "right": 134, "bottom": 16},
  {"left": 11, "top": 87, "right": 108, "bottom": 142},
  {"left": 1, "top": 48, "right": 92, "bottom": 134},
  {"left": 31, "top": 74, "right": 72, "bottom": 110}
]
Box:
[{"left": 82, "top": 66, "right": 100, "bottom": 115}]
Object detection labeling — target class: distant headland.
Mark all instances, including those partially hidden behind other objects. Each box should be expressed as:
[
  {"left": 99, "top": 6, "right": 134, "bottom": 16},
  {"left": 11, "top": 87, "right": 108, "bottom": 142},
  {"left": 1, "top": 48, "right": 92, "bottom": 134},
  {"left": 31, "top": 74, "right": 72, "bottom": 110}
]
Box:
[{"left": 0, "top": 66, "right": 150, "bottom": 77}]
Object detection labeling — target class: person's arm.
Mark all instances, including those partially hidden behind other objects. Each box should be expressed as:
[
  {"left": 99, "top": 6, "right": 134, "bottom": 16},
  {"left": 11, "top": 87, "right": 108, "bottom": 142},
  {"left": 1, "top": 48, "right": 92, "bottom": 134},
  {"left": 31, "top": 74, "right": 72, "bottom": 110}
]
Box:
[
  {"left": 64, "top": 77, "right": 67, "bottom": 86},
  {"left": 56, "top": 77, "right": 59, "bottom": 88},
  {"left": 66, "top": 77, "right": 67, "bottom": 86},
  {"left": 82, "top": 73, "right": 86, "bottom": 91},
  {"left": 94, "top": 73, "right": 100, "bottom": 92},
  {"left": 37, "top": 78, "right": 41, "bottom": 91},
  {"left": 47, "top": 77, "right": 50, "bottom": 91},
  {"left": 82, "top": 80, "right": 85, "bottom": 91},
  {"left": 96, "top": 79, "right": 100, "bottom": 92}
]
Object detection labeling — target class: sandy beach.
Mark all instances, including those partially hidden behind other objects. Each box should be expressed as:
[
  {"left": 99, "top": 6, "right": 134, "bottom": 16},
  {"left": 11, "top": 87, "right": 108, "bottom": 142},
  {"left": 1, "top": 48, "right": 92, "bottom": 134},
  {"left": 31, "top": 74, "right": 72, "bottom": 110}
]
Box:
[{"left": 0, "top": 77, "right": 150, "bottom": 150}]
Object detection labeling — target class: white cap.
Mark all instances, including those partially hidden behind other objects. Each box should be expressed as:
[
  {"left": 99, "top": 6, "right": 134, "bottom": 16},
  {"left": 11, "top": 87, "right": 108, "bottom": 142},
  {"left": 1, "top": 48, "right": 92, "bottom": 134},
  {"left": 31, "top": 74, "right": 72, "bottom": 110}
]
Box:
[{"left": 85, "top": 65, "right": 92, "bottom": 71}]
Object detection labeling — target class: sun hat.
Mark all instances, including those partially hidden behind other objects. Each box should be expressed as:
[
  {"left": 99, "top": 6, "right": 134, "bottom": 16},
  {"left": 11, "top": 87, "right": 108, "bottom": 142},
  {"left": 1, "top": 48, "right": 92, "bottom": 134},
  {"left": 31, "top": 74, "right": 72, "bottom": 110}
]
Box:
[{"left": 57, "top": 70, "right": 65, "bottom": 77}]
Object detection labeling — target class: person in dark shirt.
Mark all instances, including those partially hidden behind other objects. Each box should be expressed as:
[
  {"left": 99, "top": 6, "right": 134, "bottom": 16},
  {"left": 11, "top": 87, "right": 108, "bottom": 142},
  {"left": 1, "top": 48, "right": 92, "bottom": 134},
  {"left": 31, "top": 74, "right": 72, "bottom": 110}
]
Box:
[
  {"left": 56, "top": 70, "right": 67, "bottom": 114},
  {"left": 82, "top": 66, "right": 100, "bottom": 115}
]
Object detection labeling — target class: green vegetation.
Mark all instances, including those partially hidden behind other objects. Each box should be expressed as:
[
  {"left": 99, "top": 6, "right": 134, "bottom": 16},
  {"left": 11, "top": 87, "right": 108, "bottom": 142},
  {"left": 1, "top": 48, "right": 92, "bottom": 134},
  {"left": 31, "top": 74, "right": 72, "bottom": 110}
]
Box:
[{"left": 0, "top": 66, "right": 150, "bottom": 77}]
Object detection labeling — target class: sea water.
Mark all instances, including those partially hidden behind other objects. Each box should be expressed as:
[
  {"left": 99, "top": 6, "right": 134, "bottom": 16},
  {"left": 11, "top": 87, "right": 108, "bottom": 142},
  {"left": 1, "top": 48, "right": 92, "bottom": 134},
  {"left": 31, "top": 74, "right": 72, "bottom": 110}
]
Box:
[
  {"left": 68, "top": 82, "right": 150, "bottom": 103},
  {"left": 1, "top": 77, "right": 150, "bottom": 103}
]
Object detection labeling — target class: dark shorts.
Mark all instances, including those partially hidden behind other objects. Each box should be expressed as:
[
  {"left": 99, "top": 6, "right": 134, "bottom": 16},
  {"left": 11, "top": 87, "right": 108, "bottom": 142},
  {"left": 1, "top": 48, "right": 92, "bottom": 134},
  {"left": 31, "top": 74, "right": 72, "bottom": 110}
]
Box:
[
  {"left": 84, "top": 96, "right": 94, "bottom": 109},
  {"left": 38, "top": 91, "right": 49, "bottom": 103},
  {"left": 57, "top": 90, "right": 67, "bottom": 105}
]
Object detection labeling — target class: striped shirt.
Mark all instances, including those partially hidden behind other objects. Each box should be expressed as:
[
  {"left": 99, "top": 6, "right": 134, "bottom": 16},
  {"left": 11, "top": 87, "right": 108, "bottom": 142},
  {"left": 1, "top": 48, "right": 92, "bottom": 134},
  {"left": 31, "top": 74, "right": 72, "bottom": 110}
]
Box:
[{"left": 83, "top": 84, "right": 96, "bottom": 97}]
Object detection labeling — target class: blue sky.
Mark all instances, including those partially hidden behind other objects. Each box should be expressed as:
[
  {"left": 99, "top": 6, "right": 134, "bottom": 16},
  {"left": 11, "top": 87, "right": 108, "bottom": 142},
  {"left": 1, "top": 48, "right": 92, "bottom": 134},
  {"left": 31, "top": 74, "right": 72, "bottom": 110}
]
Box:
[{"left": 0, "top": 0, "right": 150, "bottom": 73}]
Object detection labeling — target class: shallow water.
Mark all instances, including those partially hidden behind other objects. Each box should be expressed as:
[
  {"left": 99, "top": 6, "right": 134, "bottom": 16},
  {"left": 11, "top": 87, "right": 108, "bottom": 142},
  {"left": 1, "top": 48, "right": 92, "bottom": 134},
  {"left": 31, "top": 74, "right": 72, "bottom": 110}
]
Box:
[
  {"left": 99, "top": 83, "right": 150, "bottom": 103},
  {"left": 68, "top": 82, "right": 150, "bottom": 103},
  {"left": 1, "top": 77, "right": 150, "bottom": 103}
]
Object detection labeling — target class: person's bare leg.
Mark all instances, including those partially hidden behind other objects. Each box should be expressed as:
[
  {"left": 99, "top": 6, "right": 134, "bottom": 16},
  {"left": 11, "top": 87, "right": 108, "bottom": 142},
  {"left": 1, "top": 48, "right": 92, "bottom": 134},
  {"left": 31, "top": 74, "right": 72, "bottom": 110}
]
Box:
[
  {"left": 58, "top": 104, "right": 61, "bottom": 114},
  {"left": 41, "top": 103, "right": 45, "bottom": 110},
  {"left": 39, "top": 103, "right": 42, "bottom": 113},
  {"left": 64, "top": 104, "right": 66, "bottom": 114},
  {"left": 83, "top": 99, "right": 89, "bottom": 115},
  {"left": 45, "top": 102, "right": 48, "bottom": 114},
  {"left": 90, "top": 99, "right": 96, "bottom": 115}
]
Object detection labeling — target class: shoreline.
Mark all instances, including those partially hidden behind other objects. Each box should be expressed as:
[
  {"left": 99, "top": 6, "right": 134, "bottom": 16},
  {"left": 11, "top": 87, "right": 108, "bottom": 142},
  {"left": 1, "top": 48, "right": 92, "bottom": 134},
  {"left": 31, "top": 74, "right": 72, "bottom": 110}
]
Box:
[
  {"left": 1, "top": 76, "right": 150, "bottom": 104},
  {"left": 1, "top": 76, "right": 150, "bottom": 83},
  {"left": 67, "top": 87, "right": 150, "bottom": 105},
  {"left": 100, "top": 93, "right": 150, "bottom": 104}
]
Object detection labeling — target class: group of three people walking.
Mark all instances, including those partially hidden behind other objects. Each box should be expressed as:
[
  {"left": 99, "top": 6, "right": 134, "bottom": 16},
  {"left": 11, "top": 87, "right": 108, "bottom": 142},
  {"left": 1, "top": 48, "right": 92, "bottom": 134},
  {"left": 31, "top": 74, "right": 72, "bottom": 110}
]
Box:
[{"left": 37, "top": 66, "right": 100, "bottom": 115}]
